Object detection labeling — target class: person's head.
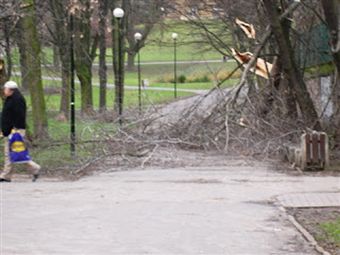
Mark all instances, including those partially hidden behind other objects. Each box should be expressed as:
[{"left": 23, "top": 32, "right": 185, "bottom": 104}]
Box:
[{"left": 3, "top": 81, "right": 19, "bottom": 97}]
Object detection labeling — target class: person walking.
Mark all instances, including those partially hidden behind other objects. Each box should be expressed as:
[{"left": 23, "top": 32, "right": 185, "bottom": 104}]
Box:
[{"left": 0, "top": 81, "right": 40, "bottom": 182}]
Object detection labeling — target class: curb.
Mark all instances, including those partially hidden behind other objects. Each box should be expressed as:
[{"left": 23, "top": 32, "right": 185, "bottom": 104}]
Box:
[{"left": 278, "top": 206, "right": 331, "bottom": 255}]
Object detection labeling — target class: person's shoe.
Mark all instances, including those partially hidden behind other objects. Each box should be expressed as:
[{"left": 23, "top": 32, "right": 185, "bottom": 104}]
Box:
[
  {"left": 32, "top": 174, "right": 39, "bottom": 182},
  {"left": 0, "top": 178, "right": 11, "bottom": 182}
]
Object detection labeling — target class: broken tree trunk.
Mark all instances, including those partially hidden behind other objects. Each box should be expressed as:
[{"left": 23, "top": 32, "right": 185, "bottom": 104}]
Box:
[{"left": 263, "top": 0, "right": 320, "bottom": 129}]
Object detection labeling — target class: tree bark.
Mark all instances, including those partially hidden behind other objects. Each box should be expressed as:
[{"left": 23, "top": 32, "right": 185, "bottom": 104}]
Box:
[
  {"left": 127, "top": 51, "right": 137, "bottom": 71},
  {"left": 321, "top": 0, "right": 340, "bottom": 75},
  {"left": 16, "top": 27, "right": 29, "bottom": 91},
  {"left": 263, "top": 0, "right": 320, "bottom": 129},
  {"left": 0, "top": 57, "right": 7, "bottom": 99},
  {"left": 59, "top": 53, "right": 71, "bottom": 118},
  {"left": 53, "top": 45, "right": 60, "bottom": 69},
  {"left": 48, "top": 0, "right": 71, "bottom": 118},
  {"left": 3, "top": 19, "right": 12, "bottom": 79},
  {"left": 17, "top": 0, "right": 48, "bottom": 138},
  {"left": 99, "top": 0, "right": 108, "bottom": 112},
  {"left": 321, "top": 0, "right": 340, "bottom": 147},
  {"left": 73, "top": 0, "right": 93, "bottom": 115}
]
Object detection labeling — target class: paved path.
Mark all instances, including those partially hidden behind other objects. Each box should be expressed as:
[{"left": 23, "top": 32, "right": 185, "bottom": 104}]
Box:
[
  {"left": 1, "top": 161, "right": 339, "bottom": 254},
  {"left": 277, "top": 192, "right": 340, "bottom": 208},
  {"left": 12, "top": 72, "right": 209, "bottom": 95}
]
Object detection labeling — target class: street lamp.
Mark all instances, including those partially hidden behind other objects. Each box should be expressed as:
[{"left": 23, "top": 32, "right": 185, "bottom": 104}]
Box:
[
  {"left": 172, "top": 33, "right": 178, "bottom": 98},
  {"left": 134, "top": 32, "right": 142, "bottom": 114},
  {"left": 113, "top": 7, "right": 124, "bottom": 19},
  {"left": 113, "top": 8, "right": 125, "bottom": 125}
]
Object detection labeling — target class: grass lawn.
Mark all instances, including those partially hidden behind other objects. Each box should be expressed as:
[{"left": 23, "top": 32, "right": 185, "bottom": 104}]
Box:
[
  {"left": 320, "top": 218, "right": 340, "bottom": 246},
  {"left": 9, "top": 20, "right": 229, "bottom": 66},
  {"left": 27, "top": 86, "right": 193, "bottom": 112}
]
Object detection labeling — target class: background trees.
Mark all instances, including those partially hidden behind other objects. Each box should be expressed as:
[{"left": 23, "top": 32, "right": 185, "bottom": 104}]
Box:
[
  {"left": 0, "top": 0, "right": 338, "bottom": 146},
  {"left": 124, "top": 0, "right": 165, "bottom": 70}
]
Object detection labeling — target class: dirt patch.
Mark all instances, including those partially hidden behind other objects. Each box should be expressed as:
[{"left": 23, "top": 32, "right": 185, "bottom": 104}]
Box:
[{"left": 288, "top": 207, "right": 340, "bottom": 255}]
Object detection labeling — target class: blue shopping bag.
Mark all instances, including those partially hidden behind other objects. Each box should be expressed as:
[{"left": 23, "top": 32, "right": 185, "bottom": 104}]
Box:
[{"left": 8, "top": 131, "right": 31, "bottom": 163}]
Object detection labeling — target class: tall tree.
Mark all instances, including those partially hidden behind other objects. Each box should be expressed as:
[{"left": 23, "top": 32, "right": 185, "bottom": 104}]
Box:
[
  {"left": 3, "top": 18, "right": 12, "bottom": 79},
  {"left": 321, "top": 0, "right": 340, "bottom": 75},
  {"left": 73, "top": 0, "right": 98, "bottom": 114},
  {"left": 16, "top": 0, "right": 48, "bottom": 138},
  {"left": 125, "top": 0, "right": 165, "bottom": 70},
  {"left": 98, "top": 0, "right": 108, "bottom": 112},
  {"left": 321, "top": 0, "right": 340, "bottom": 146},
  {"left": 263, "top": 0, "right": 320, "bottom": 128},
  {"left": 48, "top": 0, "right": 71, "bottom": 119},
  {"left": 0, "top": 57, "right": 7, "bottom": 93}
]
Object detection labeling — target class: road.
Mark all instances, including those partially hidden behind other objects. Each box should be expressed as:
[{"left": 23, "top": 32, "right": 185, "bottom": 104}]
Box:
[{"left": 1, "top": 160, "right": 339, "bottom": 254}]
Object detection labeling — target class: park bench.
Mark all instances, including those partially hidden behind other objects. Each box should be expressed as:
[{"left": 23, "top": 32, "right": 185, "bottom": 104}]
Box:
[{"left": 287, "top": 131, "right": 329, "bottom": 171}]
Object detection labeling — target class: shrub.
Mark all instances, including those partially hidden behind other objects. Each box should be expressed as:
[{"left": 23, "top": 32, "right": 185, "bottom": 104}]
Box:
[{"left": 178, "top": 75, "right": 187, "bottom": 83}]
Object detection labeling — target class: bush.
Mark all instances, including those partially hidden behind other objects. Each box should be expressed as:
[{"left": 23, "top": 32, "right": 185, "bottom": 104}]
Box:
[{"left": 178, "top": 75, "right": 187, "bottom": 83}]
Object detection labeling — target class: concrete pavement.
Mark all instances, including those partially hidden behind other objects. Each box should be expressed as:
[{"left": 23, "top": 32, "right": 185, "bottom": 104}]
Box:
[
  {"left": 1, "top": 162, "right": 339, "bottom": 254},
  {"left": 277, "top": 192, "right": 340, "bottom": 208}
]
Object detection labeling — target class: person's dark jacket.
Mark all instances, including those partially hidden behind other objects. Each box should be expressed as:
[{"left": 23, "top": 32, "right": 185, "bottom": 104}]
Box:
[{"left": 1, "top": 89, "right": 27, "bottom": 137}]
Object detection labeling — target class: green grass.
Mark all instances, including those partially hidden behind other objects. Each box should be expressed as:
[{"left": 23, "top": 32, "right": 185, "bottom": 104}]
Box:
[
  {"left": 8, "top": 20, "right": 229, "bottom": 66},
  {"left": 25, "top": 86, "right": 193, "bottom": 112},
  {"left": 320, "top": 218, "right": 340, "bottom": 246}
]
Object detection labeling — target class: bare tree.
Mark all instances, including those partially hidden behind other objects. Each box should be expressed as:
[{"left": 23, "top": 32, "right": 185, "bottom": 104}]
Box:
[
  {"left": 262, "top": 0, "right": 320, "bottom": 129},
  {"left": 125, "top": 0, "right": 165, "bottom": 70},
  {"left": 16, "top": 0, "right": 48, "bottom": 138},
  {"left": 73, "top": 0, "right": 98, "bottom": 115},
  {"left": 321, "top": 0, "right": 340, "bottom": 74},
  {"left": 98, "top": 0, "right": 108, "bottom": 112},
  {"left": 47, "top": 0, "right": 72, "bottom": 119}
]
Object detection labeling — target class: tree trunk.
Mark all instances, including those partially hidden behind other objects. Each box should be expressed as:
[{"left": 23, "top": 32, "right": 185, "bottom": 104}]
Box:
[
  {"left": 16, "top": 27, "right": 29, "bottom": 91},
  {"left": 4, "top": 19, "right": 12, "bottom": 79},
  {"left": 17, "top": 0, "right": 48, "bottom": 139},
  {"left": 263, "top": 0, "right": 320, "bottom": 129},
  {"left": 321, "top": 0, "right": 340, "bottom": 75},
  {"left": 53, "top": 45, "right": 60, "bottom": 69},
  {"left": 73, "top": 0, "right": 93, "bottom": 115},
  {"left": 49, "top": 0, "right": 71, "bottom": 119},
  {"left": 59, "top": 53, "right": 71, "bottom": 118},
  {"left": 99, "top": 0, "right": 108, "bottom": 112},
  {"left": 126, "top": 51, "right": 136, "bottom": 71},
  {"left": 0, "top": 57, "right": 7, "bottom": 99},
  {"left": 321, "top": 0, "right": 340, "bottom": 147}
]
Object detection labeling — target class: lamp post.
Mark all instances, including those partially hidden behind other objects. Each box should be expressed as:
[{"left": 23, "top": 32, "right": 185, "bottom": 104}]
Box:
[
  {"left": 134, "top": 32, "right": 142, "bottom": 115},
  {"left": 113, "top": 8, "right": 124, "bottom": 125},
  {"left": 69, "top": 13, "right": 76, "bottom": 158},
  {"left": 172, "top": 33, "right": 178, "bottom": 98}
]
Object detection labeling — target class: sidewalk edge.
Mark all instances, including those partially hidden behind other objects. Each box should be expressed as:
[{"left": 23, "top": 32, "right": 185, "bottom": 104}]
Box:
[{"left": 278, "top": 205, "right": 332, "bottom": 255}]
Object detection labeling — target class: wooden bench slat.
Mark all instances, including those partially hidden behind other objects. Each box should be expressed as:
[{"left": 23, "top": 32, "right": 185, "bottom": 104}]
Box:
[
  {"left": 320, "top": 134, "right": 326, "bottom": 161},
  {"left": 312, "top": 133, "right": 319, "bottom": 163},
  {"left": 305, "top": 134, "right": 311, "bottom": 163}
]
